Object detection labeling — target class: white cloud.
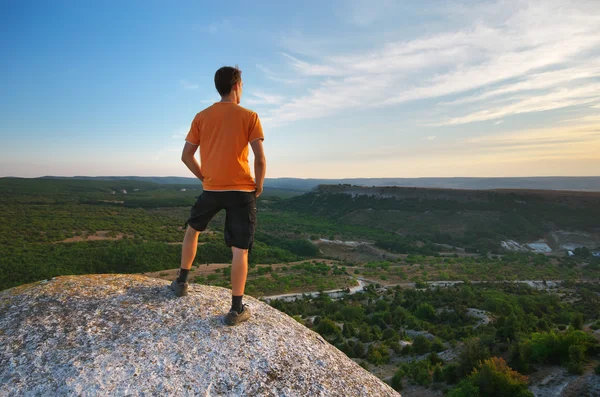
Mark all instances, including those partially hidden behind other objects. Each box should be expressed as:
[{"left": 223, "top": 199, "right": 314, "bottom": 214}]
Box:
[
  {"left": 467, "top": 123, "right": 600, "bottom": 147},
  {"left": 437, "top": 83, "right": 600, "bottom": 125},
  {"left": 494, "top": 120, "right": 504, "bottom": 125},
  {"left": 441, "top": 62, "right": 600, "bottom": 107},
  {"left": 280, "top": 53, "right": 346, "bottom": 77},
  {"left": 266, "top": 120, "right": 600, "bottom": 178},
  {"left": 342, "top": 0, "right": 394, "bottom": 26},
  {"left": 559, "top": 115, "right": 600, "bottom": 124},
  {"left": 171, "top": 127, "right": 189, "bottom": 140},
  {"left": 256, "top": 64, "right": 304, "bottom": 85},
  {"left": 245, "top": 91, "right": 285, "bottom": 106},
  {"left": 260, "top": 0, "right": 600, "bottom": 127},
  {"left": 180, "top": 80, "right": 198, "bottom": 90},
  {"left": 426, "top": 136, "right": 436, "bottom": 141}
]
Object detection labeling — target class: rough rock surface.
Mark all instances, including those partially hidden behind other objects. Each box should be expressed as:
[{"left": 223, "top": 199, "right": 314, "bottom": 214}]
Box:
[{"left": 0, "top": 274, "right": 400, "bottom": 396}]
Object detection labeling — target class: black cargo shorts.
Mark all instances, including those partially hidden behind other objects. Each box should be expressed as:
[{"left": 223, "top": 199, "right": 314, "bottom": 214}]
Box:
[{"left": 185, "top": 191, "right": 257, "bottom": 252}]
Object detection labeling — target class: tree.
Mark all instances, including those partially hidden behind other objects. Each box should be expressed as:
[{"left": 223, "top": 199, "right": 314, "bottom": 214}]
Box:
[
  {"left": 443, "top": 363, "right": 461, "bottom": 384},
  {"left": 340, "top": 305, "right": 365, "bottom": 322},
  {"left": 353, "top": 341, "right": 366, "bottom": 358},
  {"left": 448, "top": 380, "right": 480, "bottom": 397},
  {"left": 413, "top": 335, "right": 432, "bottom": 354},
  {"left": 458, "top": 338, "right": 490, "bottom": 378},
  {"left": 432, "top": 338, "right": 445, "bottom": 353},
  {"left": 382, "top": 328, "right": 399, "bottom": 341},
  {"left": 391, "top": 369, "right": 404, "bottom": 391},
  {"left": 433, "top": 363, "right": 444, "bottom": 383},
  {"left": 428, "top": 352, "right": 444, "bottom": 366},
  {"left": 367, "top": 343, "right": 391, "bottom": 365},
  {"left": 450, "top": 357, "right": 533, "bottom": 397},
  {"left": 315, "top": 318, "right": 341, "bottom": 337},
  {"left": 571, "top": 313, "right": 584, "bottom": 331},
  {"left": 416, "top": 303, "right": 436, "bottom": 320},
  {"left": 342, "top": 323, "right": 355, "bottom": 338},
  {"left": 358, "top": 326, "right": 373, "bottom": 343},
  {"left": 568, "top": 345, "right": 585, "bottom": 375},
  {"left": 409, "top": 360, "right": 433, "bottom": 386},
  {"left": 473, "top": 357, "right": 533, "bottom": 397}
]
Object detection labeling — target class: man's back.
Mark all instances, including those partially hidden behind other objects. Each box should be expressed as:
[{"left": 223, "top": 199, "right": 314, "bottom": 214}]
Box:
[
  {"left": 185, "top": 102, "right": 264, "bottom": 191},
  {"left": 176, "top": 65, "right": 266, "bottom": 326}
]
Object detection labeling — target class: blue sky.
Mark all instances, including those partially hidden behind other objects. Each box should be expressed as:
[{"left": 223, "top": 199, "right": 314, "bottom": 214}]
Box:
[{"left": 1, "top": 0, "right": 599, "bottom": 178}]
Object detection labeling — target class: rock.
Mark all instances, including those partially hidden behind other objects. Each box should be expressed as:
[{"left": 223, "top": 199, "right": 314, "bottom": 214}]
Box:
[{"left": 0, "top": 274, "right": 400, "bottom": 397}]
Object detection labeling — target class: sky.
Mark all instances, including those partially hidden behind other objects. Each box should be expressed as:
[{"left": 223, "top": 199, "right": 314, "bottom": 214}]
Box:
[{"left": 1, "top": 0, "right": 599, "bottom": 179}]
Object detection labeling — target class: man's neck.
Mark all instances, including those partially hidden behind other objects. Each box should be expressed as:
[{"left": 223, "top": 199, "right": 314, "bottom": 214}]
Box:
[{"left": 220, "top": 95, "right": 237, "bottom": 103}]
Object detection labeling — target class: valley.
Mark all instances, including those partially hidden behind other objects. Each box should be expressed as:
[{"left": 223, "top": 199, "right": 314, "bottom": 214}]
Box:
[{"left": 2, "top": 177, "right": 600, "bottom": 396}]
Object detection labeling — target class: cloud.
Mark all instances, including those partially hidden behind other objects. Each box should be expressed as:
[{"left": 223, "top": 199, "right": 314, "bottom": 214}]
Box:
[
  {"left": 245, "top": 91, "right": 285, "bottom": 106},
  {"left": 280, "top": 53, "right": 346, "bottom": 77},
  {"left": 201, "top": 19, "right": 233, "bottom": 35},
  {"left": 260, "top": 0, "right": 600, "bottom": 127},
  {"left": 180, "top": 80, "right": 198, "bottom": 90},
  {"left": 494, "top": 120, "right": 504, "bottom": 125},
  {"left": 440, "top": 62, "right": 600, "bottom": 107},
  {"left": 171, "top": 126, "right": 190, "bottom": 140},
  {"left": 436, "top": 83, "right": 600, "bottom": 125},
  {"left": 342, "top": 0, "right": 394, "bottom": 26},
  {"left": 256, "top": 64, "right": 302, "bottom": 85},
  {"left": 426, "top": 136, "right": 436, "bottom": 141},
  {"left": 559, "top": 115, "right": 600, "bottom": 124}
]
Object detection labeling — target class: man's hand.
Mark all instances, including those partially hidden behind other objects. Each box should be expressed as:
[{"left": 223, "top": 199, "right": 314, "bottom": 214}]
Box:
[
  {"left": 250, "top": 139, "right": 266, "bottom": 198},
  {"left": 181, "top": 142, "right": 204, "bottom": 182}
]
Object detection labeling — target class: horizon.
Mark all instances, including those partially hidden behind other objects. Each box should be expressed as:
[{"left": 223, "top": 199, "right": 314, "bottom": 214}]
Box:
[
  {"left": 2, "top": 0, "right": 600, "bottom": 179},
  {"left": 4, "top": 175, "right": 600, "bottom": 180}
]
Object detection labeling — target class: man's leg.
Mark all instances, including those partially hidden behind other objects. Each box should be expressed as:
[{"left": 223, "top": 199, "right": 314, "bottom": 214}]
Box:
[
  {"left": 170, "top": 226, "right": 200, "bottom": 296},
  {"left": 225, "top": 246, "right": 251, "bottom": 324},
  {"left": 230, "top": 247, "right": 249, "bottom": 312},
  {"left": 223, "top": 192, "right": 255, "bottom": 324},
  {"left": 181, "top": 226, "right": 201, "bottom": 273}
]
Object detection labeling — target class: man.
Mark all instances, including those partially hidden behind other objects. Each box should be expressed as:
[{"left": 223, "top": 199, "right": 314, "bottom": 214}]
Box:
[{"left": 170, "top": 66, "right": 266, "bottom": 326}]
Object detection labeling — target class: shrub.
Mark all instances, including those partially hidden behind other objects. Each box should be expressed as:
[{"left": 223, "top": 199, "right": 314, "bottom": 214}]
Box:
[
  {"left": 391, "top": 369, "right": 404, "bottom": 391},
  {"left": 413, "top": 335, "right": 432, "bottom": 354},
  {"left": 449, "top": 357, "right": 533, "bottom": 397}
]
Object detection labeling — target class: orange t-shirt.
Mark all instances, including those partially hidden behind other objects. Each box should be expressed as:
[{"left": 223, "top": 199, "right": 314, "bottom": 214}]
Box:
[{"left": 185, "top": 102, "right": 264, "bottom": 191}]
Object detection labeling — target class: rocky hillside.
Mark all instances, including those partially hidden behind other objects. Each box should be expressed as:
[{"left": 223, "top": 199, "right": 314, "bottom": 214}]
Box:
[
  {"left": 0, "top": 274, "right": 399, "bottom": 396},
  {"left": 274, "top": 186, "right": 600, "bottom": 255}
]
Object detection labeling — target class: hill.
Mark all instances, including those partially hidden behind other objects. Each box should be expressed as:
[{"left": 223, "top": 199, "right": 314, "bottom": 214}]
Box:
[
  {"left": 33, "top": 175, "right": 600, "bottom": 192},
  {"left": 0, "top": 274, "right": 399, "bottom": 396},
  {"left": 275, "top": 185, "right": 600, "bottom": 255}
]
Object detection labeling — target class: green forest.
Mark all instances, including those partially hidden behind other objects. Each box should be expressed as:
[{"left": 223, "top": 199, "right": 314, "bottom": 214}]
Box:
[
  {"left": 276, "top": 188, "right": 600, "bottom": 255},
  {"left": 2, "top": 178, "right": 600, "bottom": 395},
  {"left": 271, "top": 281, "right": 600, "bottom": 395}
]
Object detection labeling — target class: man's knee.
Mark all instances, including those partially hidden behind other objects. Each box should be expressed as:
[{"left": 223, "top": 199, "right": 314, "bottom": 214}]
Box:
[
  {"left": 231, "top": 246, "right": 249, "bottom": 257},
  {"left": 186, "top": 225, "right": 201, "bottom": 236}
]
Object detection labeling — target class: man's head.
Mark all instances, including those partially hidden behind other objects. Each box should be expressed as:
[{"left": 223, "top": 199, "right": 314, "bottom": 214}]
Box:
[{"left": 214, "top": 66, "right": 243, "bottom": 104}]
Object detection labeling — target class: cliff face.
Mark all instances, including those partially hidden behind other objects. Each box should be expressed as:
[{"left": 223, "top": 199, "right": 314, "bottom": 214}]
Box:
[{"left": 0, "top": 274, "right": 400, "bottom": 396}]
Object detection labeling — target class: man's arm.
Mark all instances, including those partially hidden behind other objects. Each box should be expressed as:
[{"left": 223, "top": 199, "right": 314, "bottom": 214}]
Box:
[
  {"left": 181, "top": 142, "right": 204, "bottom": 181},
  {"left": 250, "top": 139, "right": 266, "bottom": 197}
]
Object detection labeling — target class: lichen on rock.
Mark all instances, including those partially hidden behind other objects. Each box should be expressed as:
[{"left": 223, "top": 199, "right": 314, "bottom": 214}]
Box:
[{"left": 0, "top": 274, "right": 400, "bottom": 396}]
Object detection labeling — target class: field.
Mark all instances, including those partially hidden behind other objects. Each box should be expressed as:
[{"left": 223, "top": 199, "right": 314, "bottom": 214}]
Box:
[{"left": 2, "top": 177, "right": 600, "bottom": 396}]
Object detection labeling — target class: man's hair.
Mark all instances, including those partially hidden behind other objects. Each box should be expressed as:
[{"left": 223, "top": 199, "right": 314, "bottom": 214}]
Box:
[{"left": 214, "top": 66, "right": 242, "bottom": 96}]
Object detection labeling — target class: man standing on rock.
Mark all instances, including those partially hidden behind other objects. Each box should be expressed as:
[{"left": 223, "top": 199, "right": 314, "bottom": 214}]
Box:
[{"left": 171, "top": 66, "right": 266, "bottom": 326}]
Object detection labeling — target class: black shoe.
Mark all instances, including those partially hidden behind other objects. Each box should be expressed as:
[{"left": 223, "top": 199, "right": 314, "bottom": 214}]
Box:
[
  {"left": 170, "top": 279, "right": 188, "bottom": 297},
  {"left": 224, "top": 304, "right": 251, "bottom": 326}
]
